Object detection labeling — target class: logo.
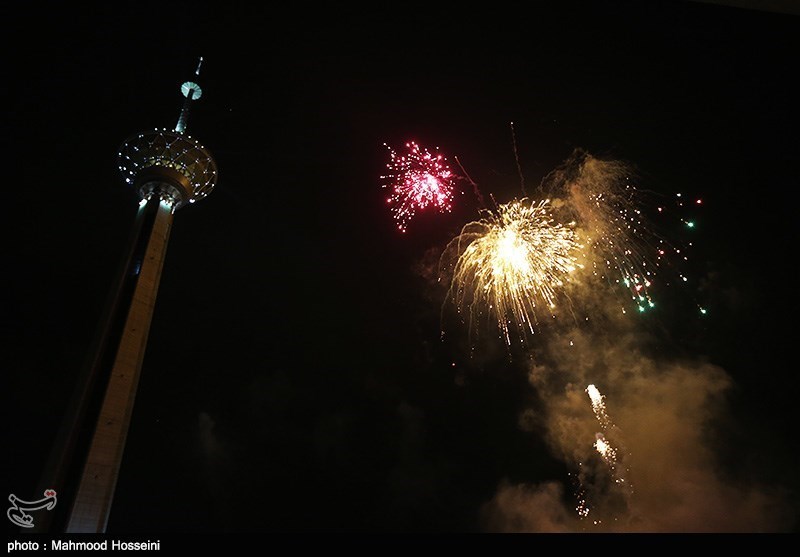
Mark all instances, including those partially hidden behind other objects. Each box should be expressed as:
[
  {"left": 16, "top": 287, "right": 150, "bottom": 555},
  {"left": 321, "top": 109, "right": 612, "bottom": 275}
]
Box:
[{"left": 7, "top": 490, "right": 57, "bottom": 528}]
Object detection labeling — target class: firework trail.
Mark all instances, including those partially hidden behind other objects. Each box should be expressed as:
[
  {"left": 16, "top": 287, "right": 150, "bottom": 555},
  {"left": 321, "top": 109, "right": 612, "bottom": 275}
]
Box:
[
  {"left": 381, "top": 141, "right": 458, "bottom": 233},
  {"left": 510, "top": 121, "right": 527, "bottom": 196},
  {"left": 454, "top": 156, "right": 486, "bottom": 209},
  {"left": 440, "top": 198, "right": 581, "bottom": 347}
]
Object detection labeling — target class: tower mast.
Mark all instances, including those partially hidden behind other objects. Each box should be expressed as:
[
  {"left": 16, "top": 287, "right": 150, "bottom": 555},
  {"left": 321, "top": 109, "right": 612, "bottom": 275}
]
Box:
[{"left": 175, "top": 56, "right": 203, "bottom": 134}]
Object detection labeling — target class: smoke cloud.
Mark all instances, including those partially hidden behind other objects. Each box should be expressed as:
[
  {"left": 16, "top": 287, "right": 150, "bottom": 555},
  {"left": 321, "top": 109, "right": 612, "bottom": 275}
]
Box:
[
  {"left": 477, "top": 153, "right": 795, "bottom": 532},
  {"left": 484, "top": 323, "right": 793, "bottom": 531}
]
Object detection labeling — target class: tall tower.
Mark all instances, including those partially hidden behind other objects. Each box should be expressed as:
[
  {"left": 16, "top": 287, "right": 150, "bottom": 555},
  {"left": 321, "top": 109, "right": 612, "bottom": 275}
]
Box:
[{"left": 46, "top": 59, "right": 217, "bottom": 533}]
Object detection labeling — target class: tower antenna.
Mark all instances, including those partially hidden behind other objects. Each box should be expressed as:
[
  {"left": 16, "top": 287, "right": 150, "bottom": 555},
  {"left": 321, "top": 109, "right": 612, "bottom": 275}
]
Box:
[{"left": 175, "top": 56, "right": 204, "bottom": 133}]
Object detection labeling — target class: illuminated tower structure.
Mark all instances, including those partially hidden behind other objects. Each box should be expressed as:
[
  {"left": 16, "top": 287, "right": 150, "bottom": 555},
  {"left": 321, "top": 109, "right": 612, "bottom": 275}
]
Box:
[{"left": 39, "top": 59, "right": 218, "bottom": 533}]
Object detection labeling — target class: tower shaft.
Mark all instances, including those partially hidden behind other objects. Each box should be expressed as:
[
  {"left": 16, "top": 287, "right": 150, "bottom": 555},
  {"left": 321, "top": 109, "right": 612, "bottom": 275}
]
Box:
[{"left": 65, "top": 194, "right": 174, "bottom": 533}]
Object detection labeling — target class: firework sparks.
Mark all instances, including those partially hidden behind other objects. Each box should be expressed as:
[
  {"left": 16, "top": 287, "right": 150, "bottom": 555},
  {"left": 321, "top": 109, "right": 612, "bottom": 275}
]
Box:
[
  {"left": 586, "top": 384, "right": 612, "bottom": 431},
  {"left": 543, "top": 151, "right": 688, "bottom": 314},
  {"left": 594, "top": 433, "right": 618, "bottom": 466},
  {"left": 573, "top": 384, "right": 634, "bottom": 524},
  {"left": 442, "top": 198, "right": 581, "bottom": 346},
  {"left": 381, "top": 141, "right": 457, "bottom": 233},
  {"left": 585, "top": 384, "right": 625, "bottom": 473},
  {"left": 570, "top": 471, "right": 591, "bottom": 519},
  {"left": 570, "top": 385, "right": 633, "bottom": 528}
]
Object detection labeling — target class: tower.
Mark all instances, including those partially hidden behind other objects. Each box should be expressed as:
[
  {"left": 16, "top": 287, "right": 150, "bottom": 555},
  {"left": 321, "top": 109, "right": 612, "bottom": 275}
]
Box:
[{"left": 39, "top": 58, "right": 218, "bottom": 533}]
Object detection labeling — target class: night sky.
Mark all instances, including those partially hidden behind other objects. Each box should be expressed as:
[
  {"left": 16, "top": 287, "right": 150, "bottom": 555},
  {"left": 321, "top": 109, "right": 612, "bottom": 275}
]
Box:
[{"left": 5, "top": 0, "right": 799, "bottom": 537}]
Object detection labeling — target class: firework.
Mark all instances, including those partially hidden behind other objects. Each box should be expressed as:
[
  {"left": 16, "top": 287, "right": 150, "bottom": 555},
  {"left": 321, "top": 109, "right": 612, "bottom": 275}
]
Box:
[
  {"left": 587, "top": 385, "right": 633, "bottom": 497},
  {"left": 566, "top": 385, "right": 637, "bottom": 527},
  {"left": 586, "top": 384, "right": 612, "bottom": 431},
  {"left": 593, "top": 433, "right": 618, "bottom": 467},
  {"left": 442, "top": 198, "right": 581, "bottom": 346},
  {"left": 381, "top": 141, "right": 457, "bottom": 233},
  {"left": 543, "top": 151, "right": 684, "bottom": 314},
  {"left": 585, "top": 384, "right": 623, "bottom": 468}
]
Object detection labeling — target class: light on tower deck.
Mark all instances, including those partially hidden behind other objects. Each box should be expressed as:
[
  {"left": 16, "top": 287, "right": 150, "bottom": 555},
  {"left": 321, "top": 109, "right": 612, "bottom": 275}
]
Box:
[{"left": 117, "top": 56, "right": 218, "bottom": 211}]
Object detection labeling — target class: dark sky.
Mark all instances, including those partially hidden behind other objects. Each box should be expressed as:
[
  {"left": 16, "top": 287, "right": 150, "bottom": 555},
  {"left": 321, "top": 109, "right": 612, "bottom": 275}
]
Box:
[{"left": 5, "top": 0, "right": 799, "bottom": 538}]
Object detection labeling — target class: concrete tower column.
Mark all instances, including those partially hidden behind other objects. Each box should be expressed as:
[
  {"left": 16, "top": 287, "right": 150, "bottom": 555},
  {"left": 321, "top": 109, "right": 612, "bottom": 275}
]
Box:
[{"left": 65, "top": 194, "right": 174, "bottom": 533}]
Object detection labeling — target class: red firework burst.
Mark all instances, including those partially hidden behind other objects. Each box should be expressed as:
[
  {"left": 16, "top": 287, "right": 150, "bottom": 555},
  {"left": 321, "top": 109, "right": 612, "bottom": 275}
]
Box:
[{"left": 381, "top": 141, "right": 457, "bottom": 233}]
